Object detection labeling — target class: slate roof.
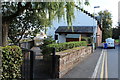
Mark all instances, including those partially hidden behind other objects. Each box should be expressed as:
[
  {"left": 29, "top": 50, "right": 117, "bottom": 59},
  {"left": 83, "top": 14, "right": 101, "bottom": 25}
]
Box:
[{"left": 55, "top": 26, "right": 94, "bottom": 34}]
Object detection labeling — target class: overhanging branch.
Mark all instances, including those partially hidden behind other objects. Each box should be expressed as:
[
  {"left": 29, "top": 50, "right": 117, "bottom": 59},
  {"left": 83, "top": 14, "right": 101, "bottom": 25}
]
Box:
[{"left": 2, "top": 2, "right": 31, "bottom": 24}]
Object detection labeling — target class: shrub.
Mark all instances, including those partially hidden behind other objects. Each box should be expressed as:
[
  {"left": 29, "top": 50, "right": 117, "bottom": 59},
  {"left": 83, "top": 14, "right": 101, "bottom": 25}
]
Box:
[
  {"left": 81, "top": 37, "right": 92, "bottom": 45},
  {"left": 42, "top": 41, "right": 87, "bottom": 55},
  {"left": 42, "top": 36, "right": 56, "bottom": 46},
  {"left": 115, "top": 39, "right": 119, "bottom": 43},
  {"left": 41, "top": 36, "right": 55, "bottom": 49},
  {"left": 2, "top": 46, "right": 23, "bottom": 79}
]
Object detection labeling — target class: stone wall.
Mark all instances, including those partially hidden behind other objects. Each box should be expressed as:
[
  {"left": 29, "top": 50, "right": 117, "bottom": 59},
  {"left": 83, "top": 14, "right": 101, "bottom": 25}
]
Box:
[{"left": 44, "top": 46, "right": 92, "bottom": 78}]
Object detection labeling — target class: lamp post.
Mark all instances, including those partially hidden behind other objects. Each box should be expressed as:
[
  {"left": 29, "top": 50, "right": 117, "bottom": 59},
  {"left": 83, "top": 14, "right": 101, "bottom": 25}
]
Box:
[{"left": 92, "top": 6, "right": 100, "bottom": 52}]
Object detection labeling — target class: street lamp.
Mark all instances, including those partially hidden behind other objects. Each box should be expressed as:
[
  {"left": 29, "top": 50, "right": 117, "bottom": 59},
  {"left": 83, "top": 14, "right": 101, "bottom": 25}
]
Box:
[{"left": 92, "top": 6, "right": 100, "bottom": 51}]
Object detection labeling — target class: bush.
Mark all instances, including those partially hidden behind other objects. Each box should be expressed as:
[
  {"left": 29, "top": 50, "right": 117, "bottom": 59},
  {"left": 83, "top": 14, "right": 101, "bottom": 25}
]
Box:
[
  {"left": 2, "top": 46, "right": 23, "bottom": 79},
  {"left": 41, "top": 36, "right": 55, "bottom": 49},
  {"left": 115, "top": 39, "right": 119, "bottom": 43},
  {"left": 42, "top": 41, "right": 87, "bottom": 55},
  {"left": 42, "top": 36, "right": 55, "bottom": 46},
  {"left": 81, "top": 37, "right": 92, "bottom": 44}
]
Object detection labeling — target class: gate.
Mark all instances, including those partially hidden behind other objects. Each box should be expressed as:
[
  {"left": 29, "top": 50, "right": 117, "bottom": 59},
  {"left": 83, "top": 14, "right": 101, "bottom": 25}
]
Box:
[{"left": 21, "top": 48, "right": 35, "bottom": 80}]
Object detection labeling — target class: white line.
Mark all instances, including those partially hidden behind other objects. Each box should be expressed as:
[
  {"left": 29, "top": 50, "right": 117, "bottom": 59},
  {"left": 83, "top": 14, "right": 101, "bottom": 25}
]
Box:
[{"left": 91, "top": 49, "right": 104, "bottom": 78}]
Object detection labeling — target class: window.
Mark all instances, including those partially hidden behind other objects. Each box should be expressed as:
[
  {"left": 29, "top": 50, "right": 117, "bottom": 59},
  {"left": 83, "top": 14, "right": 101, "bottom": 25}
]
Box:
[{"left": 55, "top": 35, "right": 58, "bottom": 40}]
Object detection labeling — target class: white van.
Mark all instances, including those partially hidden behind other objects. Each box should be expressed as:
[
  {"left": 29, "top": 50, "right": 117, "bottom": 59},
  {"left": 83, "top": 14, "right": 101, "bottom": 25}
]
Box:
[{"left": 105, "top": 38, "right": 115, "bottom": 48}]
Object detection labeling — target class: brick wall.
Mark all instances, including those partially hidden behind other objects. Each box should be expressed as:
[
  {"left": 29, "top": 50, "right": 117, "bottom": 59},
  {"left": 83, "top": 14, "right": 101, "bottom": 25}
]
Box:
[
  {"left": 97, "top": 25, "right": 102, "bottom": 46},
  {"left": 44, "top": 46, "right": 92, "bottom": 78}
]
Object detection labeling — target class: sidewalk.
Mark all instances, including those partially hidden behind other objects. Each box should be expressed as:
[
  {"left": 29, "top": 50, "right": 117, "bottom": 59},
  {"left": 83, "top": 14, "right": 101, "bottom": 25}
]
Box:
[{"left": 63, "top": 47, "right": 102, "bottom": 78}]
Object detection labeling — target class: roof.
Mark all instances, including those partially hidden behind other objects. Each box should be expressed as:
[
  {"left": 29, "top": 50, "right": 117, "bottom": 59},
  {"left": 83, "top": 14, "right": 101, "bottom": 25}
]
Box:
[{"left": 55, "top": 26, "right": 94, "bottom": 34}]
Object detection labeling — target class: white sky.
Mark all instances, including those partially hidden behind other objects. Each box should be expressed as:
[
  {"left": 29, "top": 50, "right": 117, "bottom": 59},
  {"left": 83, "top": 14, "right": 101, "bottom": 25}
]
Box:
[{"left": 83, "top": 0, "right": 120, "bottom": 27}]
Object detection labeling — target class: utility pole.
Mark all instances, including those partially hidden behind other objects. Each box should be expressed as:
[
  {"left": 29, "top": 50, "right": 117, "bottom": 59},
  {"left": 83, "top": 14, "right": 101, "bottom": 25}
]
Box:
[{"left": 92, "top": 6, "right": 100, "bottom": 51}]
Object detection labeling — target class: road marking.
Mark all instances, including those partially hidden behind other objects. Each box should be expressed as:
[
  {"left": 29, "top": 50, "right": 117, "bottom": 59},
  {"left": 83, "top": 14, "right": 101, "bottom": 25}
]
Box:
[
  {"left": 100, "top": 49, "right": 106, "bottom": 79},
  {"left": 100, "top": 49, "right": 108, "bottom": 80},
  {"left": 105, "top": 49, "right": 108, "bottom": 79},
  {"left": 91, "top": 49, "right": 104, "bottom": 78},
  {"left": 91, "top": 49, "right": 108, "bottom": 79}
]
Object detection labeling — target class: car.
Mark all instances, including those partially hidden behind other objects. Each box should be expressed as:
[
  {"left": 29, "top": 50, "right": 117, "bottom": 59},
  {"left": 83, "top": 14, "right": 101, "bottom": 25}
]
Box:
[{"left": 105, "top": 38, "right": 115, "bottom": 49}]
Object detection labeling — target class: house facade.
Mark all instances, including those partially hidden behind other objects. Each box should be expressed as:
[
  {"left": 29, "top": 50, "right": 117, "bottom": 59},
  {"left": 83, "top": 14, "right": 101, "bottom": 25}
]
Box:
[{"left": 46, "top": 9, "right": 102, "bottom": 46}]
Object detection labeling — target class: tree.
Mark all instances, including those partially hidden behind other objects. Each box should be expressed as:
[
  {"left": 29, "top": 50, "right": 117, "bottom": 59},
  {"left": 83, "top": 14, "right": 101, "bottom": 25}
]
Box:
[
  {"left": 98, "top": 10, "right": 113, "bottom": 42},
  {"left": 2, "top": 1, "right": 89, "bottom": 46},
  {"left": 112, "top": 27, "right": 120, "bottom": 39}
]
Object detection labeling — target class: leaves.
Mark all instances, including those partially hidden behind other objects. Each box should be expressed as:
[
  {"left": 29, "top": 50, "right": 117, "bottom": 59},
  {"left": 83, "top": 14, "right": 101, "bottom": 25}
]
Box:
[
  {"left": 2, "top": 2, "right": 90, "bottom": 44},
  {"left": 2, "top": 46, "right": 23, "bottom": 79},
  {"left": 98, "top": 10, "right": 113, "bottom": 41},
  {"left": 42, "top": 41, "right": 87, "bottom": 55}
]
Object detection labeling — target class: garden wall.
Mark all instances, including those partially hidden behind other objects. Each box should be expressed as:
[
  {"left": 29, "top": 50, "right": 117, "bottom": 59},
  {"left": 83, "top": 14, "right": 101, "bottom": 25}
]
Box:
[{"left": 44, "top": 46, "right": 92, "bottom": 78}]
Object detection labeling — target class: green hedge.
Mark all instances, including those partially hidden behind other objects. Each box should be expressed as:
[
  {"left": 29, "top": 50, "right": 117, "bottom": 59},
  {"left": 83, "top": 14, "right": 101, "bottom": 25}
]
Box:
[
  {"left": 2, "top": 46, "right": 23, "bottom": 79},
  {"left": 42, "top": 41, "right": 87, "bottom": 55}
]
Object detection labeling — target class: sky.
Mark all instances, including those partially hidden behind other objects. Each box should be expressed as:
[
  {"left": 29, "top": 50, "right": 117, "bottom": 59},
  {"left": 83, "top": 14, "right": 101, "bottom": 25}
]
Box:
[{"left": 83, "top": 0, "right": 120, "bottom": 27}]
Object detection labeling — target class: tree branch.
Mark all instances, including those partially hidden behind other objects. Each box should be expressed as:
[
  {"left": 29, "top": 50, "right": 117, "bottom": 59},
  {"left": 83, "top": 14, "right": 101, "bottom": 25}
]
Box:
[{"left": 2, "top": 2, "right": 31, "bottom": 24}]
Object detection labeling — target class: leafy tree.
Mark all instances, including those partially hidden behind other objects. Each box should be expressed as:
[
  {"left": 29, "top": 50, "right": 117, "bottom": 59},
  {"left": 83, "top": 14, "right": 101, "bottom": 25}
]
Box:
[
  {"left": 98, "top": 10, "right": 113, "bottom": 42},
  {"left": 2, "top": 1, "right": 89, "bottom": 46},
  {"left": 112, "top": 27, "right": 120, "bottom": 39}
]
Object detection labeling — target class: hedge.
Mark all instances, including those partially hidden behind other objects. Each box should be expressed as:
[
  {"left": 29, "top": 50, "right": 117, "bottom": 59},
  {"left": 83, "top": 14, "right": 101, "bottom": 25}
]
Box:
[
  {"left": 2, "top": 46, "right": 23, "bottom": 79},
  {"left": 42, "top": 41, "right": 87, "bottom": 55}
]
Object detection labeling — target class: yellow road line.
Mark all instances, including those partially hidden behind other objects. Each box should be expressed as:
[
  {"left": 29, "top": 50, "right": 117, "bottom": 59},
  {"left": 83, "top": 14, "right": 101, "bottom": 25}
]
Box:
[
  {"left": 100, "top": 49, "right": 106, "bottom": 80},
  {"left": 105, "top": 49, "right": 108, "bottom": 79}
]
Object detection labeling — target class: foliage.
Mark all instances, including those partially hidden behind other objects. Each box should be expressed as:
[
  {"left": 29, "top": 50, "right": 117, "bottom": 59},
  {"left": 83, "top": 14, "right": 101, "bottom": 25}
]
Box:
[
  {"left": 98, "top": 10, "right": 113, "bottom": 41},
  {"left": 81, "top": 37, "right": 92, "bottom": 45},
  {"left": 112, "top": 27, "right": 120, "bottom": 39},
  {"left": 40, "top": 36, "right": 56, "bottom": 50},
  {"left": 42, "top": 41, "right": 87, "bottom": 55},
  {"left": 115, "top": 39, "right": 119, "bottom": 43},
  {"left": 42, "top": 36, "right": 56, "bottom": 46},
  {"left": 2, "top": 46, "right": 23, "bottom": 79},
  {"left": 2, "top": 1, "right": 89, "bottom": 46}
]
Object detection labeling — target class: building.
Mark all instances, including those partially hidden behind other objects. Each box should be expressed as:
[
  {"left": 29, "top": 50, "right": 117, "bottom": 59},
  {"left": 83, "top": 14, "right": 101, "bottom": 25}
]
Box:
[
  {"left": 118, "top": 1, "right": 120, "bottom": 26},
  {"left": 46, "top": 9, "right": 102, "bottom": 46}
]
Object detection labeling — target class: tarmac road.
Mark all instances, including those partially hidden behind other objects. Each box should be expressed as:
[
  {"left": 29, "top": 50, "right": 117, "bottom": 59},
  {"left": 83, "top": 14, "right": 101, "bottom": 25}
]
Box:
[
  {"left": 107, "top": 46, "right": 118, "bottom": 78},
  {"left": 92, "top": 45, "right": 119, "bottom": 79}
]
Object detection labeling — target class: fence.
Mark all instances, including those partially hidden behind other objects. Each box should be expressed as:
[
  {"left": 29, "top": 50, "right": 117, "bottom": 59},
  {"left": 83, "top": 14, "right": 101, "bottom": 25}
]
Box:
[{"left": 21, "top": 48, "right": 35, "bottom": 80}]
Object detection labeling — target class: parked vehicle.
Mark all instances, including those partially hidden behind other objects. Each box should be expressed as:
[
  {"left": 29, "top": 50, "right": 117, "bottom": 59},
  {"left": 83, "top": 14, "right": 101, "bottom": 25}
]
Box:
[{"left": 103, "top": 38, "right": 115, "bottom": 49}]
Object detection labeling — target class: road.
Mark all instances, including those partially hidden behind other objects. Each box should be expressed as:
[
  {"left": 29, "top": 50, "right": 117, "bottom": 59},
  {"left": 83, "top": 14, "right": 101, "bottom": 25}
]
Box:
[
  {"left": 63, "top": 45, "right": 119, "bottom": 79},
  {"left": 92, "top": 45, "right": 119, "bottom": 79},
  {"left": 107, "top": 46, "right": 118, "bottom": 78}
]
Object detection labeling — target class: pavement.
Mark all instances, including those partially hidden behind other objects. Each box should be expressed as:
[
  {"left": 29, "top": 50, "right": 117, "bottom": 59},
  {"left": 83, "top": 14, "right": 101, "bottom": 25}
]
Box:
[{"left": 63, "top": 47, "right": 102, "bottom": 78}]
